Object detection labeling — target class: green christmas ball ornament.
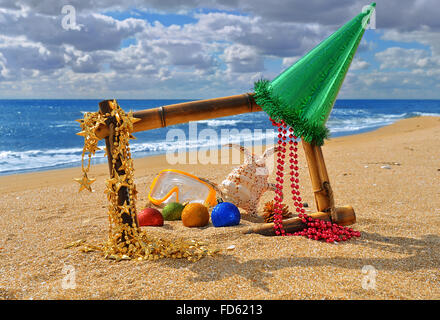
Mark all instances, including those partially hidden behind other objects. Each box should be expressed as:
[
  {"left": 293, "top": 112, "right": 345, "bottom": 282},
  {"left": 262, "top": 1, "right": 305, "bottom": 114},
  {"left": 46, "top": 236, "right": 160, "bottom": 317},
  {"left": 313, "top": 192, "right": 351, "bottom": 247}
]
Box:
[{"left": 161, "top": 202, "right": 185, "bottom": 221}]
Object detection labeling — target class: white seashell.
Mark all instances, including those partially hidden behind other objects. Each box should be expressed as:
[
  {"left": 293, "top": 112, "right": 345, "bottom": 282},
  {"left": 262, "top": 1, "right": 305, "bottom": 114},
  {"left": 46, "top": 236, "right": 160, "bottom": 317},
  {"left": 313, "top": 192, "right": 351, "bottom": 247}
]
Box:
[
  {"left": 216, "top": 144, "right": 279, "bottom": 216},
  {"left": 237, "top": 184, "right": 251, "bottom": 199}
]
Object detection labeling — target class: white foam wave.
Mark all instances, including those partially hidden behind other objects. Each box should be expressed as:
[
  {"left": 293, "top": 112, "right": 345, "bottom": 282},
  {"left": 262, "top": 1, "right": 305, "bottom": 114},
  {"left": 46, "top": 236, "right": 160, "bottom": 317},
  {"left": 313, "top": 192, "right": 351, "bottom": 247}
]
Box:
[
  {"left": 49, "top": 122, "right": 78, "bottom": 128},
  {"left": 331, "top": 108, "right": 369, "bottom": 116},
  {"left": 0, "top": 147, "right": 103, "bottom": 173},
  {"left": 412, "top": 112, "right": 440, "bottom": 117},
  {"left": 328, "top": 112, "right": 409, "bottom": 133}
]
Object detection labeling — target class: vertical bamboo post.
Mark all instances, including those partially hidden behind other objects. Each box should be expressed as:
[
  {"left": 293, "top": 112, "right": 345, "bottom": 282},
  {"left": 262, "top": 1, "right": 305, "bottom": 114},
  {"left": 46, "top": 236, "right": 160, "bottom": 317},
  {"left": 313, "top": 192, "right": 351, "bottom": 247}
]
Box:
[
  {"left": 313, "top": 143, "right": 339, "bottom": 222},
  {"left": 99, "top": 100, "right": 138, "bottom": 229},
  {"left": 313, "top": 144, "right": 330, "bottom": 184},
  {"left": 301, "top": 140, "right": 334, "bottom": 218}
]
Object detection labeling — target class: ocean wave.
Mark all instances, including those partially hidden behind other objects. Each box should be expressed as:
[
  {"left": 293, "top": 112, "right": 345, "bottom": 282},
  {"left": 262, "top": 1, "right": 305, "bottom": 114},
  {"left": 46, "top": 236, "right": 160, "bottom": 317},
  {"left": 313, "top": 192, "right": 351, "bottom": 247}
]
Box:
[
  {"left": 49, "top": 122, "right": 79, "bottom": 128},
  {"left": 331, "top": 108, "right": 370, "bottom": 116},
  {"left": 0, "top": 146, "right": 105, "bottom": 173},
  {"left": 328, "top": 112, "right": 410, "bottom": 133},
  {"left": 0, "top": 147, "right": 85, "bottom": 159},
  {"left": 0, "top": 151, "right": 85, "bottom": 173},
  {"left": 411, "top": 111, "right": 440, "bottom": 117}
]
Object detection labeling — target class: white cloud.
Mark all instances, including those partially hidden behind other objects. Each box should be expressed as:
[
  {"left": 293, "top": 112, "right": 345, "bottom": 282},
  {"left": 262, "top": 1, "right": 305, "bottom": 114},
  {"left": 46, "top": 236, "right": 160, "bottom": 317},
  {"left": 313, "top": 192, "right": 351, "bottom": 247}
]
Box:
[
  {"left": 350, "top": 58, "right": 370, "bottom": 70},
  {"left": 222, "top": 43, "right": 263, "bottom": 73},
  {"left": 381, "top": 27, "right": 440, "bottom": 55},
  {"left": 375, "top": 47, "right": 439, "bottom": 70},
  {"left": 0, "top": 8, "right": 146, "bottom": 51},
  {"left": 0, "top": 52, "right": 10, "bottom": 79}
]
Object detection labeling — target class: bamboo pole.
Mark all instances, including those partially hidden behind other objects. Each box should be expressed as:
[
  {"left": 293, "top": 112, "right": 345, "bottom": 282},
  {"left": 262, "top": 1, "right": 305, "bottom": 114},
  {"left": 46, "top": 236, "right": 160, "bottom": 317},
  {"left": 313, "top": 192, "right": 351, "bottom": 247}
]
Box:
[
  {"left": 95, "top": 93, "right": 260, "bottom": 139},
  {"left": 243, "top": 206, "right": 356, "bottom": 236},
  {"left": 301, "top": 140, "right": 332, "bottom": 213},
  {"left": 99, "top": 100, "right": 138, "bottom": 229},
  {"left": 313, "top": 143, "right": 340, "bottom": 222},
  {"left": 313, "top": 144, "right": 330, "bottom": 183}
]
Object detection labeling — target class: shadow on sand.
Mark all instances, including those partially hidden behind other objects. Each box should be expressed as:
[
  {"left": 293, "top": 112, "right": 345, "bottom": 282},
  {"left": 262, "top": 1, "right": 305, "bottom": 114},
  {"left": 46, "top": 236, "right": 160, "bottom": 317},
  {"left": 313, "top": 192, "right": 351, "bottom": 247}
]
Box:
[{"left": 159, "top": 232, "right": 440, "bottom": 292}]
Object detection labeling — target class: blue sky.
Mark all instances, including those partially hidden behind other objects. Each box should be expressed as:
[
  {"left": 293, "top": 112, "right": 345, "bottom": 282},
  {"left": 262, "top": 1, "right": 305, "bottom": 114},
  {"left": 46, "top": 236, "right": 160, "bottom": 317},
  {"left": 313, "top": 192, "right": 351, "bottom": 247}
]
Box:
[{"left": 0, "top": 0, "right": 439, "bottom": 99}]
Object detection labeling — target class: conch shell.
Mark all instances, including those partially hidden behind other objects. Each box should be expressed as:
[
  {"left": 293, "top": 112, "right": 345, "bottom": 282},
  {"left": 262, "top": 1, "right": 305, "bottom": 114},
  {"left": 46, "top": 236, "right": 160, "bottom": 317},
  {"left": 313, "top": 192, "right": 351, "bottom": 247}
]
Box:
[{"left": 202, "top": 144, "right": 279, "bottom": 216}]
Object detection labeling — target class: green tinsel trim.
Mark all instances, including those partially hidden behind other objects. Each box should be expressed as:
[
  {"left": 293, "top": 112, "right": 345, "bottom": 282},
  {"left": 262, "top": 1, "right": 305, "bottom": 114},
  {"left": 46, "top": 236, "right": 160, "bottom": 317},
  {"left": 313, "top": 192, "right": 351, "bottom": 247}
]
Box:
[{"left": 253, "top": 79, "right": 329, "bottom": 146}]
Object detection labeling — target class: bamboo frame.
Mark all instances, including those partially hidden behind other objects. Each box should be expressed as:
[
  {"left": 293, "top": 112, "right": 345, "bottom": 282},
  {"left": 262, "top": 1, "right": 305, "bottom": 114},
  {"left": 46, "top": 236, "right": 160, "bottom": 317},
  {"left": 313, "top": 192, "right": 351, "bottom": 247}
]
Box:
[{"left": 96, "top": 93, "right": 355, "bottom": 235}]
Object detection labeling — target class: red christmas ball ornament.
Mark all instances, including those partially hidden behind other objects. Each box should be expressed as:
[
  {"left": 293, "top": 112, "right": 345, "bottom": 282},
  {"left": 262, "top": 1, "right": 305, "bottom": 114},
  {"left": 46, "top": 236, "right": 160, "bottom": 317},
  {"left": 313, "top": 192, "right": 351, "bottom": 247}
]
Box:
[{"left": 138, "top": 207, "right": 164, "bottom": 227}]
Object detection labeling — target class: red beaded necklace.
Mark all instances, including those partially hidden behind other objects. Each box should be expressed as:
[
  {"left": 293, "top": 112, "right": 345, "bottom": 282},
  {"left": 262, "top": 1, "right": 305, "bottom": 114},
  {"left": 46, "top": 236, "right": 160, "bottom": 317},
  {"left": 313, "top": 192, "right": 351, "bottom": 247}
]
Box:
[{"left": 270, "top": 118, "right": 360, "bottom": 242}]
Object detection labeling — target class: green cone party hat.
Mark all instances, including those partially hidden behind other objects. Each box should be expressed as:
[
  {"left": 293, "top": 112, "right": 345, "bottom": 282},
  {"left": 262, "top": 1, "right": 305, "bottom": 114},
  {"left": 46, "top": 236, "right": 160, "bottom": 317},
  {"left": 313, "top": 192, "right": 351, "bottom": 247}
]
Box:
[{"left": 254, "top": 3, "right": 376, "bottom": 145}]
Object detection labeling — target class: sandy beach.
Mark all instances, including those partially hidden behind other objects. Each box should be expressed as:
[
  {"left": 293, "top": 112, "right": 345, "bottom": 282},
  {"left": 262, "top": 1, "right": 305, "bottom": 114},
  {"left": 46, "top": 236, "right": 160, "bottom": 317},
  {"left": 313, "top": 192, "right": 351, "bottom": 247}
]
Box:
[{"left": 0, "top": 116, "right": 439, "bottom": 300}]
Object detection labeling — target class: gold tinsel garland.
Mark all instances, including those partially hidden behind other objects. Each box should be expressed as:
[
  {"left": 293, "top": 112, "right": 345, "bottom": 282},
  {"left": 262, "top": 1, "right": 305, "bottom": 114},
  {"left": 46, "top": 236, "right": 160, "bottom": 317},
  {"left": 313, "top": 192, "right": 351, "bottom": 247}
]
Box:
[{"left": 74, "top": 100, "right": 220, "bottom": 262}]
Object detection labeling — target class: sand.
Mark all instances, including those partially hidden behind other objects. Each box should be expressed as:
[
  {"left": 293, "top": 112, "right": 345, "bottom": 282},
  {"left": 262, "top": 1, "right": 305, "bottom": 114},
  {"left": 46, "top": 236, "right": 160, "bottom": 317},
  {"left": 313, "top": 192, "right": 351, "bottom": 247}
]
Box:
[{"left": 0, "top": 116, "right": 439, "bottom": 300}]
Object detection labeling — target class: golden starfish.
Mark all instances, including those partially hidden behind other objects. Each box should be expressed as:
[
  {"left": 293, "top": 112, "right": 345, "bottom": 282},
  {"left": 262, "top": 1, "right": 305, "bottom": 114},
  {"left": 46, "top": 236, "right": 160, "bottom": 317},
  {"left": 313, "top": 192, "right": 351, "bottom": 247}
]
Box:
[
  {"left": 109, "top": 100, "right": 117, "bottom": 110},
  {"left": 112, "top": 109, "right": 122, "bottom": 124},
  {"left": 84, "top": 140, "right": 101, "bottom": 155},
  {"left": 112, "top": 170, "right": 130, "bottom": 193},
  {"left": 106, "top": 174, "right": 117, "bottom": 188},
  {"left": 104, "top": 177, "right": 118, "bottom": 200},
  {"left": 125, "top": 111, "right": 141, "bottom": 132},
  {"left": 118, "top": 159, "right": 127, "bottom": 172},
  {"left": 129, "top": 112, "right": 141, "bottom": 124},
  {"left": 76, "top": 126, "right": 99, "bottom": 141},
  {"left": 118, "top": 157, "right": 133, "bottom": 172},
  {"left": 94, "top": 113, "right": 107, "bottom": 126},
  {"left": 74, "top": 172, "right": 96, "bottom": 192},
  {"left": 118, "top": 201, "right": 132, "bottom": 216},
  {"left": 76, "top": 130, "right": 88, "bottom": 137}
]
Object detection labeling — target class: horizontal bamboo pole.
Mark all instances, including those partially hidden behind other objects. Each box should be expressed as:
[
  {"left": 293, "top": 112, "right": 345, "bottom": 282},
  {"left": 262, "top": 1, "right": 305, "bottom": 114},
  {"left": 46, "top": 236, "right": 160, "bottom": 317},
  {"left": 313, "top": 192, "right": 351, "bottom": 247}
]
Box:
[
  {"left": 95, "top": 93, "right": 260, "bottom": 139},
  {"left": 243, "top": 206, "right": 356, "bottom": 236}
]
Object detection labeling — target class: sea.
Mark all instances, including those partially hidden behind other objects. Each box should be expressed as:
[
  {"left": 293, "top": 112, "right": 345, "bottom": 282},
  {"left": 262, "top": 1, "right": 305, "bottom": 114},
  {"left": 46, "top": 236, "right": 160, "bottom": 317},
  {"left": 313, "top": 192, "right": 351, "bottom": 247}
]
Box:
[{"left": 1, "top": 99, "right": 440, "bottom": 176}]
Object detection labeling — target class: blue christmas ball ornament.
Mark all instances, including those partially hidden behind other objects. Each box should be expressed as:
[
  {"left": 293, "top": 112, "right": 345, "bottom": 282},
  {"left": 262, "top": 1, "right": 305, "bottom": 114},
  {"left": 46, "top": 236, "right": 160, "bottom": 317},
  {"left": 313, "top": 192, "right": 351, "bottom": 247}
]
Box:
[{"left": 211, "top": 200, "right": 241, "bottom": 227}]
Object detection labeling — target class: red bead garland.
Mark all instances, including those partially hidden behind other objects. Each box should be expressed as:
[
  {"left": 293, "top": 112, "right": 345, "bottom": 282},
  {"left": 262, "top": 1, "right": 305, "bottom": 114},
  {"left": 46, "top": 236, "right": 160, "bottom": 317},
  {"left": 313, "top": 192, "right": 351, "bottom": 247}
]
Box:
[
  {"left": 293, "top": 213, "right": 361, "bottom": 242},
  {"left": 269, "top": 117, "right": 361, "bottom": 242}
]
